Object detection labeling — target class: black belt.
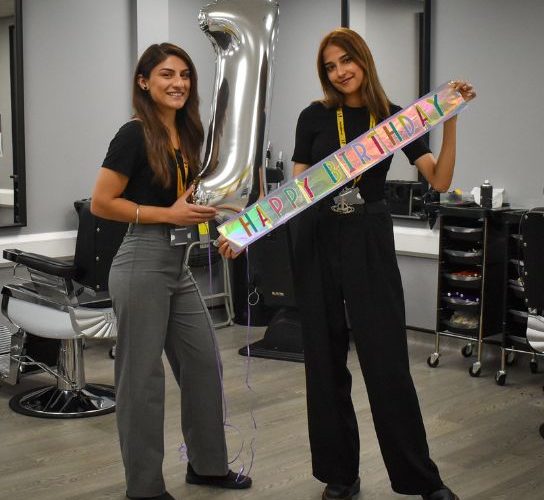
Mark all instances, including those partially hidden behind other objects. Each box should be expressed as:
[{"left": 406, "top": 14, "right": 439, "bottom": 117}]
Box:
[
  {"left": 127, "top": 223, "right": 177, "bottom": 238},
  {"left": 320, "top": 198, "right": 389, "bottom": 216}
]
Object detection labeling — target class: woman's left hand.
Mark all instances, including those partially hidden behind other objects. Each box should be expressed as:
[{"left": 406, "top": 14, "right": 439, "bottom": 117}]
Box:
[
  {"left": 216, "top": 235, "right": 243, "bottom": 259},
  {"left": 450, "top": 80, "right": 476, "bottom": 103}
]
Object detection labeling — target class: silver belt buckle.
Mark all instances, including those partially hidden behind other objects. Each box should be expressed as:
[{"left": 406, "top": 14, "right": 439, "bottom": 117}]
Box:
[{"left": 331, "top": 187, "right": 364, "bottom": 214}]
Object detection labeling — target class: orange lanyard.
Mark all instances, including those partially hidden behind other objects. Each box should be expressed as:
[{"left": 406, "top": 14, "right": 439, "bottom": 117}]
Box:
[
  {"left": 173, "top": 150, "right": 189, "bottom": 198},
  {"left": 336, "top": 107, "right": 375, "bottom": 187}
]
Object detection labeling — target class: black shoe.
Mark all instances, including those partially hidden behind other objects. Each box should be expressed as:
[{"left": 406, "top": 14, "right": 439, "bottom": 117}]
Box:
[
  {"left": 126, "top": 492, "right": 174, "bottom": 500},
  {"left": 422, "top": 486, "right": 459, "bottom": 500},
  {"left": 322, "top": 477, "right": 361, "bottom": 500},
  {"left": 186, "top": 463, "right": 252, "bottom": 489}
]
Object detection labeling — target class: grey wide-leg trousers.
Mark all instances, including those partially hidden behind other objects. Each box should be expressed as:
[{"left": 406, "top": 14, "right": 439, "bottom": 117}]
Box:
[{"left": 109, "top": 223, "right": 228, "bottom": 498}]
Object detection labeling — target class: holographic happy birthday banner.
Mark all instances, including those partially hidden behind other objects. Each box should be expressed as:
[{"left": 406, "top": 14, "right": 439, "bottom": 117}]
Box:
[{"left": 217, "top": 82, "right": 468, "bottom": 250}]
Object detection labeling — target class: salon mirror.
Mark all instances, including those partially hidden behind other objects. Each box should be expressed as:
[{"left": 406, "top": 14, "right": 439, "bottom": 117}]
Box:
[
  {"left": 349, "top": 0, "right": 430, "bottom": 184},
  {"left": 0, "top": 0, "right": 26, "bottom": 227}
]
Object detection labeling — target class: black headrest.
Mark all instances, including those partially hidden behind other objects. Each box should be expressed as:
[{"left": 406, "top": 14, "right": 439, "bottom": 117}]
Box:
[{"left": 73, "top": 199, "right": 128, "bottom": 291}]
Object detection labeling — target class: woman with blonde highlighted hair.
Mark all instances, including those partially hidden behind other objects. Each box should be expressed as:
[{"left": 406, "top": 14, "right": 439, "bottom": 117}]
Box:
[{"left": 289, "top": 28, "right": 476, "bottom": 500}]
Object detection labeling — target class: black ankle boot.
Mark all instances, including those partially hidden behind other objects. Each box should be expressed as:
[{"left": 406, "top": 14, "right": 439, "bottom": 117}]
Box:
[
  {"left": 322, "top": 477, "right": 361, "bottom": 500},
  {"left": 186, "top": 463, "right": 252, "bottom": 489},
  {"left": 422, "top": 485, "right": 459, "bottom": 500}
]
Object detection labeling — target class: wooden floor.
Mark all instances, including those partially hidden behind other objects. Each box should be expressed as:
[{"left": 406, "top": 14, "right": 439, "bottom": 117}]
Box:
[{"left": 1, "top": 324, "right": 543, "bottom": 500}]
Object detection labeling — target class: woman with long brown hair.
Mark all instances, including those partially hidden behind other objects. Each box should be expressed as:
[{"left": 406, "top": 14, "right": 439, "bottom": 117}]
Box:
[
  {"left": 91, "top": 42, "right": 251, "bottom": 499},
  {"left": 289, "top": 28, "right": 475, "bottom": 500}
]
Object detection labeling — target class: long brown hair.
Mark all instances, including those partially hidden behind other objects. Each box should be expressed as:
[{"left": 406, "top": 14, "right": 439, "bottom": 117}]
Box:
[
  {"left": 317, "top": 28, "right": 390, "bottom": 121},
  {"left": 132, "top": 43, "right": 203, "bottom": 187}
]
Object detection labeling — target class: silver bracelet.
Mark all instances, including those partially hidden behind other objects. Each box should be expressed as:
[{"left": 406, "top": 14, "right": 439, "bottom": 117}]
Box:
[{"left": 135, "top": 204, "right": 140, "bottom": 224}]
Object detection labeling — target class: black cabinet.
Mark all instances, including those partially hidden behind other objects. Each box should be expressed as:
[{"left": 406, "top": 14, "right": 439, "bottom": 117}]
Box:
[{"left": 494, "top": 210, "right": 542, "bottom": 385}]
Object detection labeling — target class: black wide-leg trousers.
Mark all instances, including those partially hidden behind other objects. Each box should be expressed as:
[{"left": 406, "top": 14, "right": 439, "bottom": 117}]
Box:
[{"left": 294, "top": 205, "right": 443, "bottom": 495}]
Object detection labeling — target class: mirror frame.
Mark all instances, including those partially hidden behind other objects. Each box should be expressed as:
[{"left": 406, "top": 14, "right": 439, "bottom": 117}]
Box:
[
  {"left": 1, "top": 0, "right": 26, "bottom": 228},
  {"left": 341, "top": 0, "right": 432, "bottom": 189}
]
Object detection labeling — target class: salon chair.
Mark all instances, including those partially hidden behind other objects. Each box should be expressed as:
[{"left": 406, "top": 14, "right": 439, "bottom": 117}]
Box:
[
  {"left": 0, "top": 200, "right": 126, "bottom": 418},
  {"left": 520, "top": 208, "right": 544, "bottom": 438}
]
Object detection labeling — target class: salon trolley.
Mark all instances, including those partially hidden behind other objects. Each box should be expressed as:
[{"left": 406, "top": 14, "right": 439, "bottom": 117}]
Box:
[{"left": 427, "top": 204, "right": 509, "bottom": 377}]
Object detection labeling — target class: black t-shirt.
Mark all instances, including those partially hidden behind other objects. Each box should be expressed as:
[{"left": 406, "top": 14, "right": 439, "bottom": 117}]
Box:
[
  {"left": 292, "top": 102, "right": 431, "bottom": 203},
  {"left": 102, "top": 120, "right": 191, "bottom": 207}
]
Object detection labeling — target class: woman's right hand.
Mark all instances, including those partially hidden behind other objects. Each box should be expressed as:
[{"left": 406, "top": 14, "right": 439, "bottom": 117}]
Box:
[
  {"left": 169, "top": 185, "right": 217, "bottom": 225},
  {"left": 214, "top": 235, "right": 242, "bottom": 259},
  {"left": 216, "top": 235, "right": 243, "bottom": 259}
]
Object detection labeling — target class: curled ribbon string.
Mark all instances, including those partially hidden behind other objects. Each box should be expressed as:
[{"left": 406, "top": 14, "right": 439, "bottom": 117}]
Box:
[
  {"left": 178, "top": 239, "right": 256, "bottom": 487},
  {"left": 236, "top": 247, "right": 257, "bottom": 481}
]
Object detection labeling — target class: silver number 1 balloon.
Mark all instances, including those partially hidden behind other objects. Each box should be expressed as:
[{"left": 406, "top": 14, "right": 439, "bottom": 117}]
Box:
[{"left": 193, "top": 0, "right": 280, "bottom": 221}]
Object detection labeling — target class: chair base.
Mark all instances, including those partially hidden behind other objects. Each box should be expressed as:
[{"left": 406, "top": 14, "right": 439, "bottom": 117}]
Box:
[
  {"left": 238, "top": 308, "right": 304, "bottom": 363},
  {"left": 9, "top": 383, "right": 115, "bottom": 418}
]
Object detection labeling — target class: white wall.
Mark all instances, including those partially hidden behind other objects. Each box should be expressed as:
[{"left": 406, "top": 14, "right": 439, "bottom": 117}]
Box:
[
  {"left": 18, "top": 0, "right": 133, "bottom": 236},
  {"left": 136, "top": 0, "right": 169, "bottom": 57},
  {"left": 430, "top": 0, "right": 544, "bottom": 208}
]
